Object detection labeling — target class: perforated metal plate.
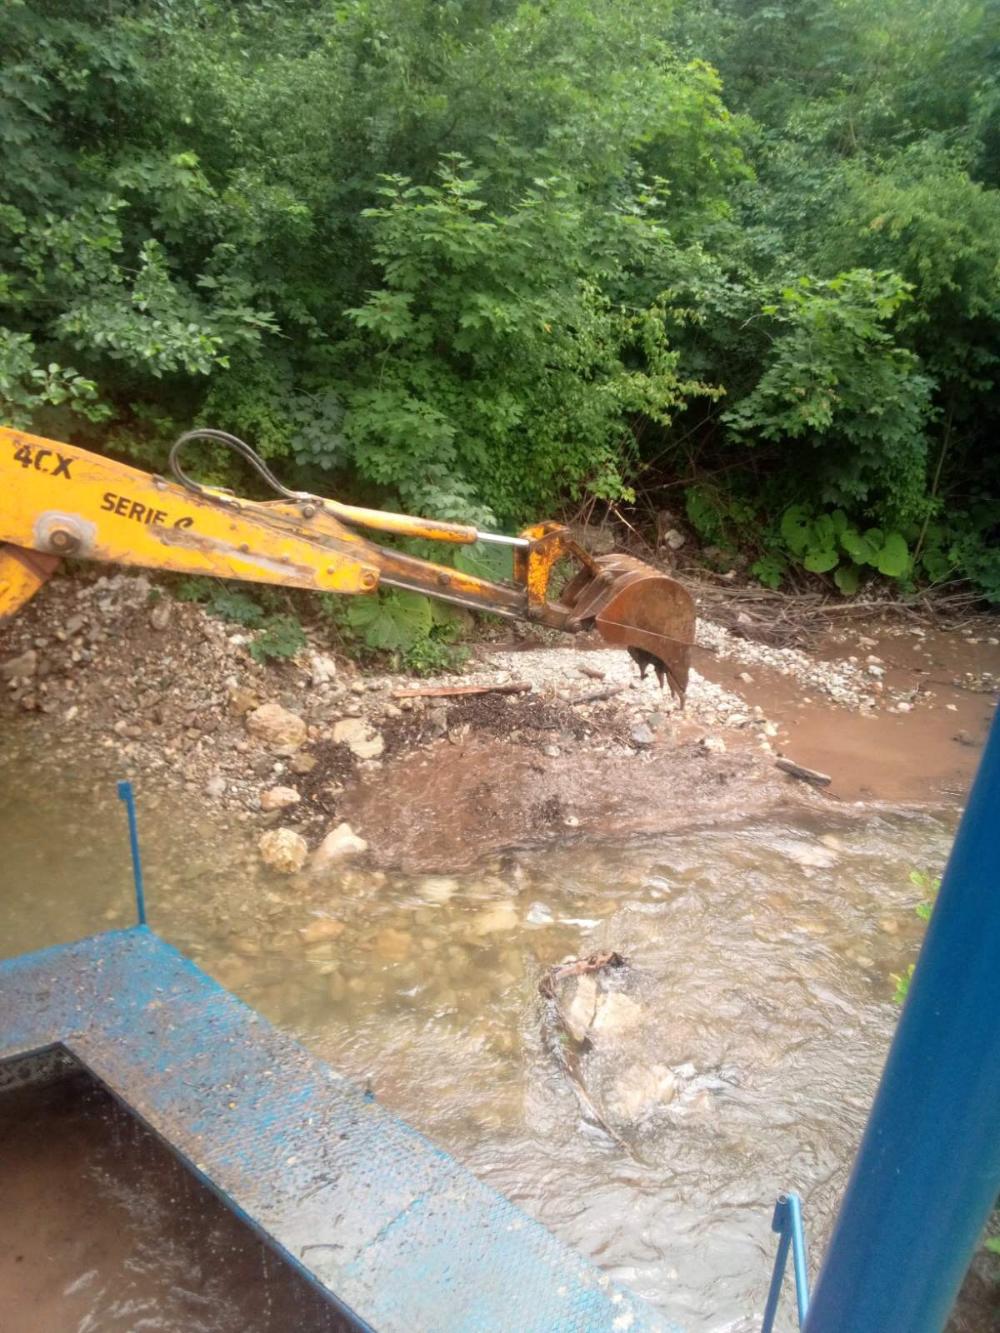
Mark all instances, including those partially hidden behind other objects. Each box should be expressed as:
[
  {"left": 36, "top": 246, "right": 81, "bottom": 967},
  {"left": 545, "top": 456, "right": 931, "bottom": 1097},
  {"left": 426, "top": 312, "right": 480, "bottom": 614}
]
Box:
[{"left": 0, "top": 928, "right": 679, "bottom": 1332}]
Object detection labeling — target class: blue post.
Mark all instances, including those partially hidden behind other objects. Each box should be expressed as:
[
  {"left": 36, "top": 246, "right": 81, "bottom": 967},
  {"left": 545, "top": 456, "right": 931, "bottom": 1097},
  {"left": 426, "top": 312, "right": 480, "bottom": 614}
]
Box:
[
  {"left": 762, "top": 1193, "right": 810, "bottom": 1332},
  {"left": 117, "top": 780, "right": 147, "bottom": 927},
  {"left": 804, "top": 706, "right": 1000, "bottom": 1333}
]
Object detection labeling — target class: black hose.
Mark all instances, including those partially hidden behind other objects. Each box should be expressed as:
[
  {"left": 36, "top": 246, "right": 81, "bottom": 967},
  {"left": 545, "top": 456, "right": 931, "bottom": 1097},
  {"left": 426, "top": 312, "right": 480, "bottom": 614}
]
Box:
[{"left": 168, "top": 429, "right": 300, "bottom": 501}]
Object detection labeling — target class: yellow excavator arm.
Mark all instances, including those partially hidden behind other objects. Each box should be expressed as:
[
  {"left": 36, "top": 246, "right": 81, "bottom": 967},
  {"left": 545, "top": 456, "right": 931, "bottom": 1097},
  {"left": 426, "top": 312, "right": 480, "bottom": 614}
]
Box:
[{"left": 0, "top": 425, "right": 695, "bottom": 698}]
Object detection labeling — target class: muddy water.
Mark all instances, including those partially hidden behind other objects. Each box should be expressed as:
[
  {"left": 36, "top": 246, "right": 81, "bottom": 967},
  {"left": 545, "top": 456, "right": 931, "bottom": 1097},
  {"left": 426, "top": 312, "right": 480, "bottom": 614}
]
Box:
[
  {"left": 0, "top": 738, "right": 964, "bottom": 1332},
  {"left": 0, "top": 1073, "right": 353, "bottom": 1333}
]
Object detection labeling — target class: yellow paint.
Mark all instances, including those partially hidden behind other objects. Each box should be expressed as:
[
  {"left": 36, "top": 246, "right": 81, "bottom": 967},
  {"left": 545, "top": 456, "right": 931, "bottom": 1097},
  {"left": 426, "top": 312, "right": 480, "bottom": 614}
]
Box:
[
  {"left": 0, "top": 544, "right": 55, "bottom": 621},
  {"left": 0, "top": 426, "right": 381, "bottom": 599}
]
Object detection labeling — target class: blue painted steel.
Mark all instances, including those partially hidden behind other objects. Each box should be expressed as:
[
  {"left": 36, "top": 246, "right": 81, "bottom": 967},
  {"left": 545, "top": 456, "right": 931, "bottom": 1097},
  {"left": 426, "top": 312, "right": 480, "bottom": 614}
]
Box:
[
  {"left": 116, "top": 780, "right": 146, "bottom": 926},
  {"left": 762, "top": 1193, "right": 810, "bottom": 1333},
  {"left": 0, "top": 928, "right": 679, "bottom": 1333},
  {"left": 805, "top": 706, "right": 1000, "bottom": 1333}
]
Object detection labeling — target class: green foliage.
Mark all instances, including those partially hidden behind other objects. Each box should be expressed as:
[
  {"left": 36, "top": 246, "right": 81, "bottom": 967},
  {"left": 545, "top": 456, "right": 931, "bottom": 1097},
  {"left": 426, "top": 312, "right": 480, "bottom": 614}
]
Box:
[
  {"left": 172, "top": 576, "right": 304, "bottom": 663},
  {"left": 892, "top": 870, "right": 941, "bottom": 1002},
  {"left": 0, "top": 0, "right": 997, "bottom": 602},
  {"left": 248, "top": 614, "right": 308, "bottom": 664},
  {"left": 725, "top": 271, "right": 933, "bottom": 526},
  {"left": 767, "top": 504, "right": 914, "bottom": 591},
  {"left": 338, "top": 587, "right": 468, "bottom": 673}
]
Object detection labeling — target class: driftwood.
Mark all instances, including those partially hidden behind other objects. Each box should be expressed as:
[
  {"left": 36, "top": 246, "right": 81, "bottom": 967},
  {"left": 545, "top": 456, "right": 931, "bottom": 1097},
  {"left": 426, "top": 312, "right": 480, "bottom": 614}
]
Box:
[
  {"left": 775, "top": 757, "right": 832, "bottom": 787},
  {"left": 391, "top": 681, "right": 532, "bottom": 700},
  {"left": 568, "top": 684, "right": 624, "bottom": 705}
]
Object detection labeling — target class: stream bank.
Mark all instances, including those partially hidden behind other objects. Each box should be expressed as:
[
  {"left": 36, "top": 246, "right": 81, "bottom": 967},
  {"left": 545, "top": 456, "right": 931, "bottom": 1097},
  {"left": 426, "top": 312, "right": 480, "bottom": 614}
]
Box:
[{"left": 1, "top": 568, "right": 995, "bottom": 874}]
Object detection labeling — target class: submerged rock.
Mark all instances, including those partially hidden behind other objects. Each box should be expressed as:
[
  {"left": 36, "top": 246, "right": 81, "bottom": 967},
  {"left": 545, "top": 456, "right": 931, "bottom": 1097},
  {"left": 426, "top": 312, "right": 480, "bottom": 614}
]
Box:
[
  {"left": 258, "top": 826, "right": 308, "bottom": 874},
  {"left": 591, "top": 991, "right": 644, "bottom": 1036}
]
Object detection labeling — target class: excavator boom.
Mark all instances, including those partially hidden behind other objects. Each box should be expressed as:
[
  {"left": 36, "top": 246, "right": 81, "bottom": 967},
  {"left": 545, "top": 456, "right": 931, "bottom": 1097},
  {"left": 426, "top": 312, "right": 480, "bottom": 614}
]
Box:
[{"left": 0, "top": 425, "right": 695, "bottom": 698}]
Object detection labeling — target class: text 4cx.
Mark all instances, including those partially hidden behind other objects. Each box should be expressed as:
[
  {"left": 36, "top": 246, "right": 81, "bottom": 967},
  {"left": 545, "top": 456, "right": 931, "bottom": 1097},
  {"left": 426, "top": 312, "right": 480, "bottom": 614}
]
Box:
[{"left": 13, "top": 442, "right": 73, "bottom": 479}]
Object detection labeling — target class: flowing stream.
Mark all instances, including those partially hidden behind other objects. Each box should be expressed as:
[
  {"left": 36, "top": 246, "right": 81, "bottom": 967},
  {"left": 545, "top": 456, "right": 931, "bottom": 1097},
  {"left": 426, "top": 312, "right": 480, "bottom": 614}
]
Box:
[{"left": 0, "top": 744, "right": 963, "bottom": 1331}]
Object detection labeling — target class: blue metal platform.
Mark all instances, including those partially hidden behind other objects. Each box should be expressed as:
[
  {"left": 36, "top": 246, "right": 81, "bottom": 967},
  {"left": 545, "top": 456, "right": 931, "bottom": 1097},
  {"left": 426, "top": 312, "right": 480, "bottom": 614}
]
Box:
[{"left": 0, "top": 926, "right": 676, "bottom": 1333}]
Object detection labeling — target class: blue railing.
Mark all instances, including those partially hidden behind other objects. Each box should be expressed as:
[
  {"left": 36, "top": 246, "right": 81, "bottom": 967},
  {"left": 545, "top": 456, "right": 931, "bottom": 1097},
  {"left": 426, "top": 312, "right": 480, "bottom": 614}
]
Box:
[
  {"left": 762, "top": 1191, "right": 810, "bottom": 1332},
  {"left": 117, "top": 779, "right": 147, "bottom": 926}
]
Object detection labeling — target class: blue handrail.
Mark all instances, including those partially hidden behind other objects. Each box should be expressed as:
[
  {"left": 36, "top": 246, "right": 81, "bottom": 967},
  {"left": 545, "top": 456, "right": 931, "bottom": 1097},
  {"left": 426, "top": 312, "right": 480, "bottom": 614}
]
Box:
[
  {"left": 117, "top": 779, "right": 147, "bottom": 926},
  {"left": 762, "top": 1192, "right": 810, "bottom": 1332}
]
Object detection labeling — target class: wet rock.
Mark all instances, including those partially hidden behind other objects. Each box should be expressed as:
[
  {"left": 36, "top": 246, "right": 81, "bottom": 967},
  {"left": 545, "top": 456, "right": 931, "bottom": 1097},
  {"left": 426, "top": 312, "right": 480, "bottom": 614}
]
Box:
[
  {"left": 471, "top": 901, "right": 519, "bottom": 935},
  {"left": 525, "top": 902, "right": 554, "bottom": 925},
  {"left": 311, "top": 821, "right": 369, "bottom": 870},
  {"left": 299, "top": 917, "right": 346, "bottom": 945},
  {"left": 591, "top": 991, "right": 643, "bottom": 1036},
  {"left": 609, "top": 1064, "right": 677, "bottom": 1120},
  {"left": 260, "top": 785, "right": 301, "bottom": 812},
  {"left": 1, "top": 648, "right": 37, "bottom": 681},
  {"left": 783, "top": 842, "right": 838, "bottom": 869},
  {"left": 418, "top": 876, "right": 459, "bottom": 904},
  {"left": 631, "top": 723, "right": 655, "bottom": 749},
  {"left": 332, "top": 716, "right": 384, "bottom": 759},
  {"left": 246, "top": 702, "right": 306, "bottom": 753},
  {"left": 149, "top": 600, "right": 172, "bottom": 630},
  {"left": 258, "top": 826, "right": 308, "bottom": 874},
  {"left": 374, "top": 927, "right": 412, "bottom": 962}
]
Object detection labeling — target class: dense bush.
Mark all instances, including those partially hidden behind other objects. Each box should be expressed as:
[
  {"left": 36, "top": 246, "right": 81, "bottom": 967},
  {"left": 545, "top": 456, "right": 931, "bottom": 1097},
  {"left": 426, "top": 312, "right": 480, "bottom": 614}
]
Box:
[{"left": 1, "top": 0, "right": 998, "bottom": 599}]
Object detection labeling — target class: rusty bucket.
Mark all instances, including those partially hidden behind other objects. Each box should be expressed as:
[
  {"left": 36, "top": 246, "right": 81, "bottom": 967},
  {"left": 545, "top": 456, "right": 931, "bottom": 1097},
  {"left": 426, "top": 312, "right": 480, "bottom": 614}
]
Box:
[{"left": 559, "top": 554, "right": 696, "bottom": 702}]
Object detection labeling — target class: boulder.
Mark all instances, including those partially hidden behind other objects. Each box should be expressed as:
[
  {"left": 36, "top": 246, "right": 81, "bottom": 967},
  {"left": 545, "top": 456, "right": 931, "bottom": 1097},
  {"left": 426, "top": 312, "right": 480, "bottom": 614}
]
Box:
[
  {"left": 258, "top": 827, "right": 308, "bottom": 874},
  {"left": 311, "top": 821, "right": 369, "bottom": 871},
  {"left": 246, "top": 702, "right": 307, "bottom": 753},
  {"left": 332, "top": 716, "right": 384, "bottom": 759}
]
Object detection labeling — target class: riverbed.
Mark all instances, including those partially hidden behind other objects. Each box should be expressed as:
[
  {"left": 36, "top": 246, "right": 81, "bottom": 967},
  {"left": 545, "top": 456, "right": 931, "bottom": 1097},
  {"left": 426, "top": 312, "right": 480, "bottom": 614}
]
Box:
[{"left": 0, "top": 744, "right": 966, "bottom": 1331}]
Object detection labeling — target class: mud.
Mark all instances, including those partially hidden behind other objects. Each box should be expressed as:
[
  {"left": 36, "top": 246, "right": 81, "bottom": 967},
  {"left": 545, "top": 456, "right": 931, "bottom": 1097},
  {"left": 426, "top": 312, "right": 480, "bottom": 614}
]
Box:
[
  {"left": 339, "top": 729, "right": 802, "bottom": 871},
  {"left": 702, "top": 626, "right": 997, "bottom": 804}
]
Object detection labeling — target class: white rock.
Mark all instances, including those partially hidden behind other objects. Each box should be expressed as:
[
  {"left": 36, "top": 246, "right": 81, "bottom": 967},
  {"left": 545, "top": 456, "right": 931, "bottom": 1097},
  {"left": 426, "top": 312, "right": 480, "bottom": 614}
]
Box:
[
  {"left": 311, "top": 822, "right": 369, "bottom": 871},
  {"left": 700, "top": 735, "right": 727, "bottom": 754},
  {"left": 259, "top": 785, "right": 301, "bottom": 812},
  {"left": 418, "top": 876, "right": 459, "bottom": 904},
  {"left": 895, "top": 701, "right": 912, "bottom": 713},
  {"left": 592, "top": 991, "right": 643, "bottom": 1036},
  {"left": 663, "top": 528, "right": 686, "bottom": 551},
  {"left": 309, "top": 652, "right": 338, "bottom": 685},
  {"left": 258, "top": 827, "right": 308, "bottom": 874},
  {"left": 332, "top": 716, "right": 384, "bottom": 759},
  {"left": 525, "top": 902, "right": 554, "bottom": 925},
  {"left": 246, "top": 703, "right": 307, "bottom": 753},
  {"left": 205, "top": 774, "right": 227, "bottom": 799},
  {"left": 610, "top": 1064, "right": 677, "bottom": 1120}
]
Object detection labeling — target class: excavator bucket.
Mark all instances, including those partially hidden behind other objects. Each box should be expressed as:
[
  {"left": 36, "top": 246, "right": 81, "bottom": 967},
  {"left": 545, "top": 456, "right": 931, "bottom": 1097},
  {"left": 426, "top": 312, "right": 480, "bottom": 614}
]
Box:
[{"left": 560, "top": 554, "right": 696, "bottom": 703}]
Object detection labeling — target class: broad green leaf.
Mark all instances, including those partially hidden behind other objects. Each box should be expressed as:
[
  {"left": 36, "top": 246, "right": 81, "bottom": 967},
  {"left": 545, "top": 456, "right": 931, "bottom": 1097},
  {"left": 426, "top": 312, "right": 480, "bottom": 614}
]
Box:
[
  {"left": 834, "top": 563, "right": 860, "bottom": 595},
  {"left": 876, "top": 533, "right": 910, "bottom": 578},
  {"left": 803, "top": 547, "right": 839, "bottom": 573}
]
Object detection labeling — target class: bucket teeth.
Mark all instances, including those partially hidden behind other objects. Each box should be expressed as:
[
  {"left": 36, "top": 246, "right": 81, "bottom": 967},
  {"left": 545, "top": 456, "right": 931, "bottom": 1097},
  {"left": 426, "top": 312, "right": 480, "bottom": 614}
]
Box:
[{"left": 559, "top": 555, "right": 695, "bottom": 703}]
